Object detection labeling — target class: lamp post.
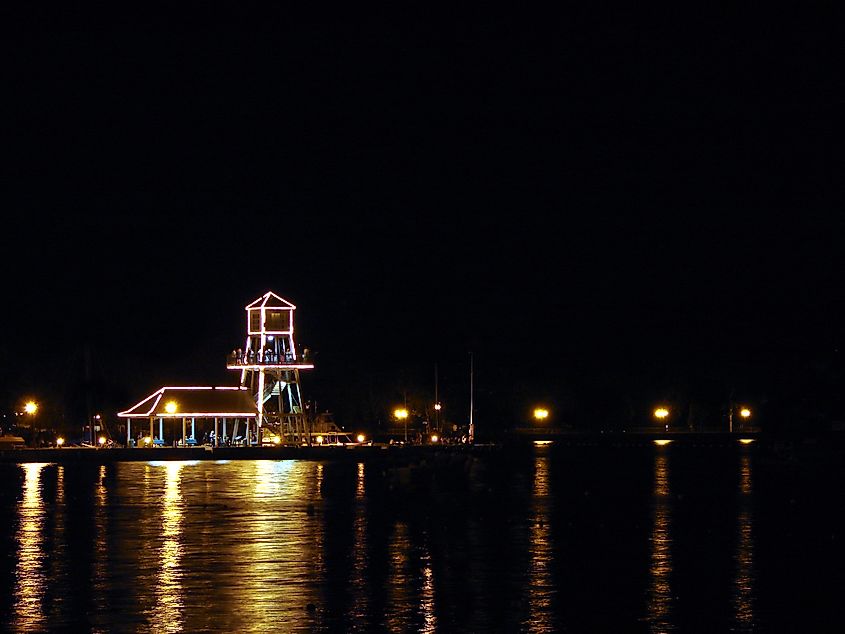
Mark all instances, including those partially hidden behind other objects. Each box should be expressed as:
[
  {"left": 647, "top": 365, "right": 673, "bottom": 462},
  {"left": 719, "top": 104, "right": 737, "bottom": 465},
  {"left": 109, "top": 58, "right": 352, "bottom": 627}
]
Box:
[
  {"left": 738, "top": 407, "right": 751, "bottom": 432},
  {"left": 23, "top": 401, "right": 38, "bottom": 447},
  {"left": 394, "top": 408, "right": 409, "bottom": 443},
  {"left": 654, "top": 407, "right": 670, "bottom": 432},
  {"left": 91, "top": 414, "right": 101, "bottom": 446}
]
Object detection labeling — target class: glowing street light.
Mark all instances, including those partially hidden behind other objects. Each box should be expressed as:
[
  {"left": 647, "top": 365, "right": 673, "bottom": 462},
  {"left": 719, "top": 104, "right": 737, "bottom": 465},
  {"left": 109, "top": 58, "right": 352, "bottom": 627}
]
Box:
[
  {"left": 24, "top": 401, "right": 38, "bottom": 415},
  {"left": 533, "top": 407, "right": 549, "bottom": 421},
  {"left": 394, "top": 407, "right": 409, "bottom": 443},
  {"left": 430, "top": 434, "right": 439, "bottom": 443},
  {"left": 56, "top": 437, "right": 65, "bottom": 447},
  {"left": 356, "top": 434, "right": 366, "bottom": 443},
  {"left": 98, "top": 436, "right": 106, "bottom": 447},
  {"left": 316, "top": 435, "right": 324, "bottom": 445},
  {"left": 729, "top": 405, "right": 752, "bottom": 433},
  {"left": 164, "top": 401, "right": 178, "bottom": 414},
  {"left": 654, "top": 407, "right": 669, "bottom": 431}
]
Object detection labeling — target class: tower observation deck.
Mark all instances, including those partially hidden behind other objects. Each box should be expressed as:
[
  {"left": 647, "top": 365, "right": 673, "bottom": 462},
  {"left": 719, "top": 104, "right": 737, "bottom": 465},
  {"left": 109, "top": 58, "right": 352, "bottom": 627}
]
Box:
[{"left": 228, "top": 291, "right": 345, "bottom": 444}]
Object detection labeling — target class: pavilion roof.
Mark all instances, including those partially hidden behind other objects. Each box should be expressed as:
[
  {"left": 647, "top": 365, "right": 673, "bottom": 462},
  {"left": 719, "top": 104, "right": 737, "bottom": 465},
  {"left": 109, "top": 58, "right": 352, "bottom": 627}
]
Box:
[{"left": 118, "top": 386, "right": 258, "bottom": 418}]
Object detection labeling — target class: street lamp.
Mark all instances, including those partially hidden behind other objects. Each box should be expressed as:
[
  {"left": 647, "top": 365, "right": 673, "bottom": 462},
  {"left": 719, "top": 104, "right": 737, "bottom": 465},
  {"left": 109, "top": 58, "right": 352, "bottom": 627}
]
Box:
[
  {"left": 738, "top": 407, "right": 751, "bottom": 432},
  {"left": 394, "top": 407, "right": 409, "bottom": 443},
  {"left": 728, "top": 405, "right": 752, "bottom": 433},
  {"left": 654, "top": 407, "right": 670, "bottom": 432},
  {"left": 22, "top": 401, "right": 38, "bottom": 446},
  {"left": 533, "top": 407, "right": 549, "bottom": 421},
  {"left": 91, "top": 414, "right": 102, "bottom": 446}
]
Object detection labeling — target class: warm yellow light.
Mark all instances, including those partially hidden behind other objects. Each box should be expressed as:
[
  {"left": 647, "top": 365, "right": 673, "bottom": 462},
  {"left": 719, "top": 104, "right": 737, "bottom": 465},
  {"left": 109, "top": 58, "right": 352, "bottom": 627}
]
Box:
[
  {"left": 533, "top": 440, "right": 553, "bottom": 446},
  {"left": 164, "top": 401, "right": 178, "bottom": 414},
  {"left": 738, "top": 438, "right": 756, "bottom": 445},
  {"left": 740, "top": 408, "right": 751, "bottom": 418},
  {"left": 356, "top": 434, "right": 366, "bottom": 443},
  {"left": 24, "top": 401, "right": 38, "bottom": 415},
  {"left": 143, "top": 436, "right": 152, "bottom": 445},
  {"left": 394, "top": 408, "right": 409, "bottom": 420},
  {"left": 316, "top": 435, "right": 324, "bottom": 445},
  {"left": 98, "top": 436, "right": 106, "bottom": 445},
  {"left": 56, "top": 437, "right": 65, "bottom": 446},
  {"left": 430, "top": 434, "right": 439, "bottom": 443},
  {"left": 654, "top": 407, "right": 669, "bottom": 419},
  {"left": 653, "top": 439, "right": 673, "bottom": 446},
  {"left": 271, "top": 435, "right": 281, "bottom": 445},
  {"left": 434, "top": 403, "right": 442, "bottom": 411},
  {"left": 533, "top": 408, "right": 549, "bottom": 420}
]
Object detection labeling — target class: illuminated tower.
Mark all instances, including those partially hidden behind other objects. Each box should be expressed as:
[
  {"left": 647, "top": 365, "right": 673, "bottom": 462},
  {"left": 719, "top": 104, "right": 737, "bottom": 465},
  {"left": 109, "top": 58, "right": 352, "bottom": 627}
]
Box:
[{"left": 227, "top": 292, "right": 315, "bottom": 443}]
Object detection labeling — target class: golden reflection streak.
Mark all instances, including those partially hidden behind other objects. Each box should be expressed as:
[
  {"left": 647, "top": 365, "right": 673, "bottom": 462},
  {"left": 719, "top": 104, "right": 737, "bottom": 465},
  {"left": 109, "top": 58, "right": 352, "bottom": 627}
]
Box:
[
  {"left": 93, "top": 465, "right": 109, "bottom": 616},
  {"left": 420, "top": 548, "right": 437, "bottom": 634},
  {"left": 733, "top": 453, "right": 754, "bottom": 629},
  {"left": 387, "top": 521, "right": 411, "bottom": 631},
  {"left": 235, "top": 460, "right": 321, "bottom": 627},
  {"left": 13, "top": 463, "right": 48, "bottom": 631},
  {"left": 356, "top": 461, "right": 365, "bottom": 499},
  {"left": 351, "top": 462, "right": 369, "bottom": 626},
  {"left": 647, "top": 452, "right": 673, "bottom": 632},
  {"left": 527, "top": 448, "right": 554, "bottom": 633},
  {"left": 151, "top": 462, "right": 185, "bottom": 634}
]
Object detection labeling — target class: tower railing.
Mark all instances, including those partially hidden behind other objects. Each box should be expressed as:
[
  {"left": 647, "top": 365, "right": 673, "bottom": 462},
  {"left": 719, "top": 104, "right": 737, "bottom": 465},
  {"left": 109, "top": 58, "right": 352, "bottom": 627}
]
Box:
[{"left": 227, "top": 352, "right": 313, "bottom": 366}]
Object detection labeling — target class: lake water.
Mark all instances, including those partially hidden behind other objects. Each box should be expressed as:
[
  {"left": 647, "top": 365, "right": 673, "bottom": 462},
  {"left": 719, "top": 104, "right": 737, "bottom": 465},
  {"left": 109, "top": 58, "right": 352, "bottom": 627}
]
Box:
[{"left": 1, "top": 442, "right": 843, "bottom": 632}]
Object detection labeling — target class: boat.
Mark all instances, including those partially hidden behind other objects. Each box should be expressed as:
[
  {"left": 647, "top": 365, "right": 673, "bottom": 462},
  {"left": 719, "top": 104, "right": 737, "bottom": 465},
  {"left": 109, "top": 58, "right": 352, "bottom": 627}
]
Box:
[{"left": 0, "top": 435, "right": 26, "bottom": 450}]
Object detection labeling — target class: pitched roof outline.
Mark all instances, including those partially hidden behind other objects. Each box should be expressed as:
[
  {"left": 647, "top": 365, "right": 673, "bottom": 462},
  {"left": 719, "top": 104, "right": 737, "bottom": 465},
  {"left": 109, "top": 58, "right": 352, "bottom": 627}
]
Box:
[
  {"left": 245, "top": 291, "right": 296, "bottom": 310},
  {"left": 118, "top": 386, "right": 258, "bottom": 418}
]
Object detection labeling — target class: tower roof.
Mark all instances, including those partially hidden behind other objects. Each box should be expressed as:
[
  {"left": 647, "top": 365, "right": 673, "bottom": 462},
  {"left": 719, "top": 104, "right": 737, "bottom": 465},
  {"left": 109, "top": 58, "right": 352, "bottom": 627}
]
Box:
[
  {"left": 118, "top": 386, "right": 258, "bottom": 418},
  {"left": 245, "top": 291, "right": 296, "bottom": 310}
]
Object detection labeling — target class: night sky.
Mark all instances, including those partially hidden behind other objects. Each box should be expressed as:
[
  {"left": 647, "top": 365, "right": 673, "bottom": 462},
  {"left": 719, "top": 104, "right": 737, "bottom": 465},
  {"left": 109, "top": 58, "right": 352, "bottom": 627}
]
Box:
[{"left": 2, "top": 7, "right": 843, "bottom": 435}]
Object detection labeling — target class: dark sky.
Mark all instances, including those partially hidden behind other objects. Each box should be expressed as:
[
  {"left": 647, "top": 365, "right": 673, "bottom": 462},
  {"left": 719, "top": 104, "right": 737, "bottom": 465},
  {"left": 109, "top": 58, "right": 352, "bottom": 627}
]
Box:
[{"left": 1, "top": 7, "right": 843, "bottom": 432}]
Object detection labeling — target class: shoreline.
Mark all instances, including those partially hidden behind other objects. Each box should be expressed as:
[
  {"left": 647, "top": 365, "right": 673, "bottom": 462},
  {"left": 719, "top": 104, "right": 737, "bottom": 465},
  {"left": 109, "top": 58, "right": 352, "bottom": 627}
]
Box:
[{"left": 0, "top": 430, "right": 779, "bottom": 464}]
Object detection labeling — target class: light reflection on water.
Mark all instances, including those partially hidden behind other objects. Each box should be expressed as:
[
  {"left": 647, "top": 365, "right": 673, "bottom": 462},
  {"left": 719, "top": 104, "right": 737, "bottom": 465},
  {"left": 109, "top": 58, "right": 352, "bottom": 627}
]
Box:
[
  {"left": 527, "top": 446, "right": 555, "bottom": 632},
  {"left": 648, "top": 451, "right": 674, "bottom": 632},
  {"left": 734, "top": 452, "right": 755, "bottom": 630},
  {"left": 152, "top": 462, "right": 184, "bottom": 634},
  {"left": 13, "top": 463, "right": 47, "bottom": 631},
  {"left": 0, "top": 447, "right": 776, "bottom": 632}
]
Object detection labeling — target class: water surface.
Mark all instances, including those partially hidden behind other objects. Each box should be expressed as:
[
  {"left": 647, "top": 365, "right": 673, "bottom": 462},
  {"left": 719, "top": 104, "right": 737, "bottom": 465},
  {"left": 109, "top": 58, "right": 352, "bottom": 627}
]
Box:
[{"left": 1, "top": 444, "right": 843, "bottom": 632}]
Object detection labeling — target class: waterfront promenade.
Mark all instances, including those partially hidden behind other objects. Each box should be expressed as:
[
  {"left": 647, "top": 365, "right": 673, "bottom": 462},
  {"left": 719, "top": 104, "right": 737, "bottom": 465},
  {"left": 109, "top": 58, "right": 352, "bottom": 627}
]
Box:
[{"left": 0, "top": 431, "right": 770, "bottom": 463}]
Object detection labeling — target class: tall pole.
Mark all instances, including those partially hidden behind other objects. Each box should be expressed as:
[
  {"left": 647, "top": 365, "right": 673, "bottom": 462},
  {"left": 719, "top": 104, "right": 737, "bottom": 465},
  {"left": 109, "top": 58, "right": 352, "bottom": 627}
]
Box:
[
  {"left": 468, "top": 352, "right": 475, "bottom": 443},
  {"left": 434, "top": 363, "right": 440, "bottom": 432}
]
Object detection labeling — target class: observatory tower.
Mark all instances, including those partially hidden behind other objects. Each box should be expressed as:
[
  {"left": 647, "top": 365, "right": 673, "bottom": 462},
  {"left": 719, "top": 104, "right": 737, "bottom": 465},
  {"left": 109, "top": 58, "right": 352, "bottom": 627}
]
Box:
[{"left": 227, "top": 291, "right": 314, "bottom": 443}]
